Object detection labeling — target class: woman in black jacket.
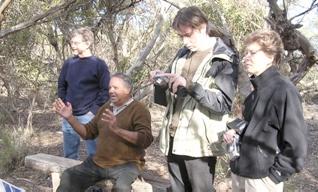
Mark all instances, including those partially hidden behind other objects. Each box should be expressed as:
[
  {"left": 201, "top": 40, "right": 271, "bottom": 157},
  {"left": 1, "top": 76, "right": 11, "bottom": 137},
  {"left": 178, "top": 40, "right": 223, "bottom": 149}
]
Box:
[{"left": 223, "top": 30, "right": 307, "bottom": 192}]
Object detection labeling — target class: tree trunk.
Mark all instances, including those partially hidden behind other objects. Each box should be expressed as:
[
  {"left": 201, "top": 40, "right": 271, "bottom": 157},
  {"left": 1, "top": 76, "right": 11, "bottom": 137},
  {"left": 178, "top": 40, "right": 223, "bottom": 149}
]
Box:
[
  {"left": 266, "top": 0, "right": 318, "bottom": 84},
  {"left": 126, "top": 15, "right": 164, "bottom": 76}
]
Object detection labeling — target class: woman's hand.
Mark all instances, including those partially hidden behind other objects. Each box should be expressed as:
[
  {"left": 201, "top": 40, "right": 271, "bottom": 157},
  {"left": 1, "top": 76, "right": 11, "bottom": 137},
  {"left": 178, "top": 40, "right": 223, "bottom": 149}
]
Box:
[{"left": 223, "top": 129, "right": 237, "bottom": 144}]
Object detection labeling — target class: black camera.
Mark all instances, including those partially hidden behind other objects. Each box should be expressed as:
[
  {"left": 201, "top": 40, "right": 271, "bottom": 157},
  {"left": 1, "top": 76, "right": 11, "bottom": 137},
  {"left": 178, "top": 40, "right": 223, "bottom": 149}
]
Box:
[
  {"left": 176, "top": 86, "right": 188, "bottom": 97},
  {"left": 154, "top": 76, "right": 169, "bottom": 86},
  {"left": 153, "top": 73, "right": 188, "bottom": 97},
  {"left": 153, "top": 73, "right": 169, "bottom": 89},
  {"left": 226, "top": 118, "right": 247, "bottom": 134}
]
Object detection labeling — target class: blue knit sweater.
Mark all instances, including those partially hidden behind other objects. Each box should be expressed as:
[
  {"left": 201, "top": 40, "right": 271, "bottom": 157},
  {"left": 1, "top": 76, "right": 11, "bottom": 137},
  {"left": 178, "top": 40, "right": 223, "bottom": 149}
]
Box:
[{"left": 58, "top": 56, "right": 110, "bottom": 115}]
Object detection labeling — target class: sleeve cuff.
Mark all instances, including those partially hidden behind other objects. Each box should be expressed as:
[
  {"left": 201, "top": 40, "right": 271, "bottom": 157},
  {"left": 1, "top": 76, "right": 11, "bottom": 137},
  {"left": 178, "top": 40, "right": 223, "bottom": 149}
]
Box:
[
  {"left": 90, "top": 104, "right": 99, "bottom": 115},
  {"left": 187, "top": 82, "right": 202, "bottom": 99},
  {"left": 268, "top": 167, "right": 291, "bottom": 184}
]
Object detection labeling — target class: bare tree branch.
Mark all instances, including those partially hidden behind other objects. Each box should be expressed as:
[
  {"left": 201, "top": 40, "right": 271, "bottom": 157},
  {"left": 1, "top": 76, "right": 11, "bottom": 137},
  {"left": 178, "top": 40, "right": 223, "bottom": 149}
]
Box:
[
  {"left": 0, "top": 0, "right": 76, "bottom": 39},
  {"left": 133, "top": 82, "right": 153, "bottom": 101},
  {"left": 126, "top": 14, "right": 164, "bottom": 76},
  {"left": 105, "top": 12, "right": 120, "bottom": 68},
  {"left": 289, "top": 31, "right": 318, "bottom": 83},
  {"left": 112, "top": 0, "right": 143, "bottom": 13},
  {"left": 95, "top": 1, "right": 138, "bottom": 68},
  {"left": 289, "top": 0, "right": 318, "bottom": 21},
  {"left": 0, "top": 0, "right": 12, "bottom": 23},
  {"left": 161, "top": 0, "right": 180, "bottom": 9},
  {"left": 93, "top": 0, "right": 142, "bottom": 30}
]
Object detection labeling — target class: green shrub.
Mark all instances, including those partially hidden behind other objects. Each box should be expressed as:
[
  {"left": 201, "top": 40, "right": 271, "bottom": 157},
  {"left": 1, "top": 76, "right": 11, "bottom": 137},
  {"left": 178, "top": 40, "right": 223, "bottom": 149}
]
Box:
[{"left": 0, "top": 126, "right": 32, "bottom": 176}]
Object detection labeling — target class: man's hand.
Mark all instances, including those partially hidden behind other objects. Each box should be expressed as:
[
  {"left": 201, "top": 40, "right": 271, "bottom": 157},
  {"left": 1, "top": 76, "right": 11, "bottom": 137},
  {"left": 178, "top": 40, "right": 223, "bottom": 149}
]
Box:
[
  {"left": 101, "top": 109, "right": 119, "bottom": 134},
  {"left": 53, "top": 98, "right": 72, "bottom": 119},
  {"left": 223, "top": 129, "right": 236, "bottom": 144}
]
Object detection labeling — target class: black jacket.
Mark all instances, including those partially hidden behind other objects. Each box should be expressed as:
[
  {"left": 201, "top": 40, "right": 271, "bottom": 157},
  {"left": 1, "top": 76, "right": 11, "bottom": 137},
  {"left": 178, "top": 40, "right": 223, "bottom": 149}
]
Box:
[{"left": 230, "top": 66, "right": 307, "bottom": 183}]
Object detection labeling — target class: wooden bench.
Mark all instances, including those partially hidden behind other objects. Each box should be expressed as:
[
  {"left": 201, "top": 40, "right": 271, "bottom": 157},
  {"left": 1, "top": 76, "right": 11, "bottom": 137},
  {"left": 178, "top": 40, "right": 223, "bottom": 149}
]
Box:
[{"left": 25, "top": 153, "right": 171, "bottom": 192}]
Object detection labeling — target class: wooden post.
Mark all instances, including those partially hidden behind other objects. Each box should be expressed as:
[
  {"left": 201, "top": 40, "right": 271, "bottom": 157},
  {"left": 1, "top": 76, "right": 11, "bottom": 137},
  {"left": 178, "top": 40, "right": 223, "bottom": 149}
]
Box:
[{"left": 51, "top": 172, "right": 61, "bottom": 192}]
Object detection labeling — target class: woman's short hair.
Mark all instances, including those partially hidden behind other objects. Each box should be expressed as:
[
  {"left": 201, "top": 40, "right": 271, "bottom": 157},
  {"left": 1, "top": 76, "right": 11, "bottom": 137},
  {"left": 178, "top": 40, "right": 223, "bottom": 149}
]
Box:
[
  {"left": 244, "top": 30, "right": 284, "bottom": 65},
  {"left": 69, "top": 27, "right": 94, "bottom": 45},
  {"left": 111, "top": 73, "right": 133, "bottom": 94}
]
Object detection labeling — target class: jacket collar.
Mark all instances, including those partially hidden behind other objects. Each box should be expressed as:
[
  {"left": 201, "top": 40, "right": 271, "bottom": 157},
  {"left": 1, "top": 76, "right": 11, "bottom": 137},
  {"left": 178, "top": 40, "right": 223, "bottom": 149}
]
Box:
[
  {"left": 212, "top": 37, "right": 235, "bottom": 62},
  {"left": 250, "top": 66, "right": 280, "bottom": 90},
  {"left": 179, "top": 37, "right": 235, "bottom": 63}
]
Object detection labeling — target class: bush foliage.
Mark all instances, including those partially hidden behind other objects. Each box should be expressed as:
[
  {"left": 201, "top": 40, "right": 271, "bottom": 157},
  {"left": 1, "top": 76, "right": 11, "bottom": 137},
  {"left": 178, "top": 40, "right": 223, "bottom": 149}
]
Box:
[{"left": 0, "top": 126, "right": 32, "bottom": 176}]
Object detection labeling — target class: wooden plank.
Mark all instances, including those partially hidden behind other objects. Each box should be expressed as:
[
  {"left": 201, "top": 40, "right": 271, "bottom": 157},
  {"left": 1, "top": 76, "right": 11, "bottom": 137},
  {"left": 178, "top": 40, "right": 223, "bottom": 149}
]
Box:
[{"left": 24, "top": 153, "right": 81, "bottom": 173}]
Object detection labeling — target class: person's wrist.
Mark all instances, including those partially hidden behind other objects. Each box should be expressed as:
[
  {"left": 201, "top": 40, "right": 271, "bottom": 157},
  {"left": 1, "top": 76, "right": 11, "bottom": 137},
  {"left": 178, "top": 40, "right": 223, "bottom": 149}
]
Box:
[
  {"left": 116, "top": 127, "right": 122, "bottom": 135},
  {"left": 66, "top": 115, "right": 75, "bottom": 121}
]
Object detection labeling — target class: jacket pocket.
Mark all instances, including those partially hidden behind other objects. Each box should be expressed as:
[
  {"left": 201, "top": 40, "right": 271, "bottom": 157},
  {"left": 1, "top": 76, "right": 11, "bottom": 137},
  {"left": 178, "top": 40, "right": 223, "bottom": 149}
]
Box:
[
  {"left": 263, "top": 120, "right": 279, "bottom": 132},
  {"left": 260, "top": 123, "right": 280, "bottom": 155},
  {"left": 256, "top": 145, "right": 275, "bottom": 173},
  {"left": 239, "top": 143, "right": 274, "bottom": 177}
]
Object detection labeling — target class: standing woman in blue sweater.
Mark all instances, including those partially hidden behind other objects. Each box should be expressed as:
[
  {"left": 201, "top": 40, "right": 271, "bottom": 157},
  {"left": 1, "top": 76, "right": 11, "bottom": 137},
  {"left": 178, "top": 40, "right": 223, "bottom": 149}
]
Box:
[{"left": 58, "top": 27, "right": 110, "bottom": 160}]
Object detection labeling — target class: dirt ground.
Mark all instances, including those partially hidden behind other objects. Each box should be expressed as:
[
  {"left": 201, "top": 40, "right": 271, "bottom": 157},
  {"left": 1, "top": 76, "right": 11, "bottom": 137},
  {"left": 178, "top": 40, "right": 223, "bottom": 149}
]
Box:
[{"left": 2, "top": 95, "right": 318, "bottom": 192}]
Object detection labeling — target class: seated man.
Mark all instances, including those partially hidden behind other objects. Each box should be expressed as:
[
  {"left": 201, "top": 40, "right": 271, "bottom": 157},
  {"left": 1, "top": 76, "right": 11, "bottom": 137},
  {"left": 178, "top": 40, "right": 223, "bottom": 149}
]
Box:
[{"left": 53, "top": 73, "right": 153, "bottom": 192}]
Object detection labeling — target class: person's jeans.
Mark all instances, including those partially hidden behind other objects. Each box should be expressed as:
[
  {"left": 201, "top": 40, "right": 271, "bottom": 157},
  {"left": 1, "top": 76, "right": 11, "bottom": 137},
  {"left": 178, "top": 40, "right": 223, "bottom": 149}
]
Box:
[
  {"left": 57, "top": 157, "right": 140, "bottom": 192},
  {"left": 62, "top": 112, "right": 96, "bottom": 160}
]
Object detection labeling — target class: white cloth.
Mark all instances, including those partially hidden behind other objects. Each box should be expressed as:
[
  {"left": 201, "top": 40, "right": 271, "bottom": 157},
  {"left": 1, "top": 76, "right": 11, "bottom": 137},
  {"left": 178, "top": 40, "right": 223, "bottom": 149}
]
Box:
[{"left": 110, "top": 98, "right": 134, "bottom": 116}]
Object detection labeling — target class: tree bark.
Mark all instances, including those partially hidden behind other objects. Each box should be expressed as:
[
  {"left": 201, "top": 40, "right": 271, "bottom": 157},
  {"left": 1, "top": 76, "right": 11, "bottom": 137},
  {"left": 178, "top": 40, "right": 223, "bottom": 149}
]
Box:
[
  {"left": 266, "top": 0, "right": 318, "bottom": 84},
  {"left": 105, "top": 13, "right": 120, "bottom": 68}
]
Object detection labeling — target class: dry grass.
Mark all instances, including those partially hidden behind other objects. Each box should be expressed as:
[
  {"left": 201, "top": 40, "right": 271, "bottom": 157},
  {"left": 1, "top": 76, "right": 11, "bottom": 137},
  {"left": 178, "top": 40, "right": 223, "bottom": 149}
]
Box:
[{"left": 0, "top": 125, "right": 33, "bottom": 176}]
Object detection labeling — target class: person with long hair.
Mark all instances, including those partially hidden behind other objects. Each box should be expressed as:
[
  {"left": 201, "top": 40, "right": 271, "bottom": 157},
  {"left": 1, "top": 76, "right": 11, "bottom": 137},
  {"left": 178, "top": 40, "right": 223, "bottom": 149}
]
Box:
[{"left": 150, "top": 6, "right": 238, "bottom": 191}]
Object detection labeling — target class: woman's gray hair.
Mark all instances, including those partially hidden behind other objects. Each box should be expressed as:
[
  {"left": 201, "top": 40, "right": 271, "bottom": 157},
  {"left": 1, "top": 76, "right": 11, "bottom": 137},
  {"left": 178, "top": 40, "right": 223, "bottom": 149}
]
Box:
[{"left": 111, "top": 73, "right": 133, "bottom": 94}]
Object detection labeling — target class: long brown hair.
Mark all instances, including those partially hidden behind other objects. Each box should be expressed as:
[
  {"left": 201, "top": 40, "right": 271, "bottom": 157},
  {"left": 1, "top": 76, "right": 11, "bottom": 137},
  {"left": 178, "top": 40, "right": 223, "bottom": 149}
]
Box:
[{"left": 172, "top": 6, "right": 237, "bottom": 52}]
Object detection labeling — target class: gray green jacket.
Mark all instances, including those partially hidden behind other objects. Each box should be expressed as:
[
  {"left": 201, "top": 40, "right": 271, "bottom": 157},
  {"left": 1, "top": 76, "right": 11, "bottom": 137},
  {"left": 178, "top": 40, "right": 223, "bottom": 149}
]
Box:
[{"left": 154, "top": 38, "right": 238, "bottom": 157}]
